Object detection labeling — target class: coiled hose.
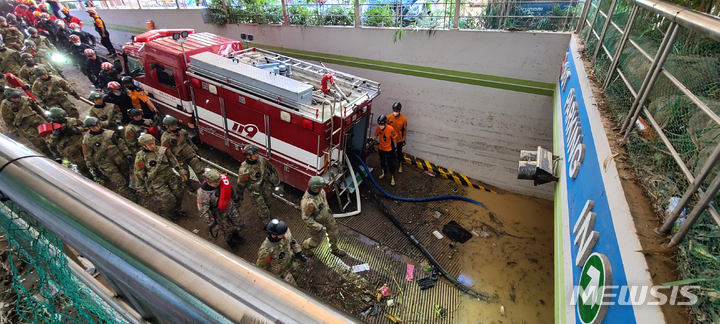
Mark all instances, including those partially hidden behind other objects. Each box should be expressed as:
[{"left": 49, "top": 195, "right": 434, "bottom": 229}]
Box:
[
  {"left": 351, "top": 153, "right": 485, "bottom": 207},
  {"left": 349, "top": 153, "right": 491, "bottom": 302}
]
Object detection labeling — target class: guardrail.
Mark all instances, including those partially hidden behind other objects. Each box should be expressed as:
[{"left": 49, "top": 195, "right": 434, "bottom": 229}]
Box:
[
  {"left": 0, "top": 134, "right": 361, "bottom": 324},
  {"left": 576, "top": 0, "right": 720, "bottom": 321}
]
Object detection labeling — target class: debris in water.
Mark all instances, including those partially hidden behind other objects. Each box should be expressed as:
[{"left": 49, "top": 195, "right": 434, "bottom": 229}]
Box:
[
  {"left": 192, "top": 229, "right": 199, "bottom": 234},
  {"left": 424, "top": 171, "right": 436, "bottom": 177},
  {"left": 352, "top": 263, "right": 370, "bottom": 273},
  {"left": 418, "top": 277, "right": 435, "bottom": 290},
  {"left": 387, "top": 299, "right": 395, "bottom": 307},
  {"left": 380, "top": 285, "right": 390, "bottom": 296},
  {"left": 501, "top": 305, "right": 506, "bottom": 317},
  {"left": 480, "top": 231, "right": 492, "bottom": 238},
  {"left": 442, "top": 220, "right": 473, "bottom": 243},
  {"left": 436, "top": 211, "right": 442, "bottom": 218},
  {"left": 471, "top": 229, "right": 480, "bottom": 236},
  {"left": 435, "top": 305, "right": 447, "bottom": 319},
  {"left": 384, "top": 313, "right": 402, "bottom": 323},
  {"left": 432, "top": 231, "right": 444, "bottom": 239},
  {"left": 406, "top": 264, "right": 414, "bottom": 281}
]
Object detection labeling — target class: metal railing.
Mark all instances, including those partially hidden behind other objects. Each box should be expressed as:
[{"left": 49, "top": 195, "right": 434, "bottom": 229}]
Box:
[
  {"left": 0, "top": 135, "right": 361, "bottom": 324},
  {"left": 578, "top": 0, "right": 720, "bottom": 243}
]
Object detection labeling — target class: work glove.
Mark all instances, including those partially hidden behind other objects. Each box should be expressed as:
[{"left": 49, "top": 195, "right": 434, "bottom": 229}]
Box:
[
  {"left": 294, "top": 251, "right": 308, "bottom": 262},
  {"left": 70, "top": 127, "right": 80, "bottom": 135},
  {"left": 125, "top": 154, "right": 133, "bottom": 162},
  {"left": 72, "top": 92, "right": 80, "bottom": 100},
  {"left": 51, "top": 129, "right": 61, "bottom": 136},
  {"left": 21, "top": 84, "right": 29, "bottom": 90},
  {"left": 89, "top": 167, "right": 99, "bottom": 178},
  {"left": 180, "top": 172, "right": 188, "bottom": 182}
]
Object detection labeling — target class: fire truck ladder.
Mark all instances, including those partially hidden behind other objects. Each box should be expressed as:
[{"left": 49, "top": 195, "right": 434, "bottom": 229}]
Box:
[{"left": 327, "top": 108, "right": 355, "bottom": 212}]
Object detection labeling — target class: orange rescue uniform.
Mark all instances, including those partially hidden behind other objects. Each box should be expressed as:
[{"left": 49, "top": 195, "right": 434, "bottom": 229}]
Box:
[
  {"left": 374, "top": 125, "right": 397, "bottom": 152},
  {"left": 387, "top": 113, "right": 407, "bottom": 143}
]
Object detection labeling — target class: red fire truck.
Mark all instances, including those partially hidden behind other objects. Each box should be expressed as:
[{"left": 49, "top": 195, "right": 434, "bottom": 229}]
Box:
[{"left": 122, "top": 29, "right": 380, "bottom": 204}]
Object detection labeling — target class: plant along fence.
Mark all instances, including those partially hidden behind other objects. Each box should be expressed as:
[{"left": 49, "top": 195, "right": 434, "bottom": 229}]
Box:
[{"left": 207, "top": 0, "right": 582, "bottom": 31}]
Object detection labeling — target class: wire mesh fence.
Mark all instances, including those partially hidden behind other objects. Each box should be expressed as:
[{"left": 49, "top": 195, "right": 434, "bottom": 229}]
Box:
[
  {"left": 581, "top": 0, "right": 720, "bottom": 321},
  {"left": 0, "top": 198, "right": 127, "bottom": 323}
]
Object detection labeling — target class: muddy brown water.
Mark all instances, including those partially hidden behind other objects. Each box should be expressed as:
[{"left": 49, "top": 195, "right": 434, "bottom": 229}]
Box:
[{"left": 453, "top": 188, "right": 554, "bottom": 324}]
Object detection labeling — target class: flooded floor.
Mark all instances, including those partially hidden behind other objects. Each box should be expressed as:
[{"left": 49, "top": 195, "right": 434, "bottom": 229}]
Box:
[{"left": 454, "top": 188, "right": 555, "bottom": 323}]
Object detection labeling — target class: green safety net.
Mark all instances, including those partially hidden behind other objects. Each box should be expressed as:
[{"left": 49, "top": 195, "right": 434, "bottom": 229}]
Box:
[
  {"left": 583, "top": 0, "right": 720, "bottom": 321},
  {"left": 0, "top": 198, "right": 128, "bottom": 324}
]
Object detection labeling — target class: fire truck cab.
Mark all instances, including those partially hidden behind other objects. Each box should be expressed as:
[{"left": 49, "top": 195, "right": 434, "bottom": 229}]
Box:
[{"left": 122, "top": 29, "right": 381, "bottom": 201}]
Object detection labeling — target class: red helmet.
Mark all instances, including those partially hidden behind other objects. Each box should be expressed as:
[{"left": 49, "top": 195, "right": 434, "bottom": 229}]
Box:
[
  {"left": 101, "top": 62, "right": 113, "bottom": 71},
  {"left": 84, "top": 48, "right": 95, "bottom": 57},
  {"left": 69, "top": 34, "right": 80, "bottom": 42},
  {"left": 69, "top": 22, "right": 79, "bottom": 29},
  {"left": 86, "top": 8, "right": 97, "bottom": 15},
  {"left": 107, "top": 81, "right": 121, "bottom": 91}
]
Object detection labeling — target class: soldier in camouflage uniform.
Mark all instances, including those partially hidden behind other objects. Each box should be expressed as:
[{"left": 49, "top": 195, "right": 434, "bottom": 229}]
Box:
[
  {"left": 19, "top": 53, "right": 55, "bottom": 86},
  {"left": 32, "top": 67, "right": 81, "bottom": 118},
  {"left": 0, "top": 88, "right": 52, "bottom": 156},
  {"left": 88, "top": 92, "right": 122, "bottom": 130},
  {"left": 300, "top": 176, "right": 346, "bottom": 257},
  {"left": 0, "top": 18, "right": 24, "bottom": 47},
  {"left": 82, "top": 117, "right": 135, "bottom": 197},
  {"left": 27, "top": 27, "right": 58, "bottom": 54},
  {"left": 0, "top": 43, "right": 22, "bottom": 74},
  {"left": 134, "top": 133, "right": 188, "bottom": 220},
  {"left": 23, "top": 40, "right": 50, "bottom": 66},
  {"left": 256, "top": 219, "right": 307, "bottom": 286},
  {"left": 124, "top": 108, "right": 156, "bottom": 153},
  {"left": 43, "top": 107, "right": 91, "bottom": 178},
  {"left": 236, "top": 145, "right": 280, "bottom": 223},
  {"left": 161, "top": 116, "right": 203, "bottom": 177},
  {"left": 196, "top": 168, "right": 246, "bottom": 251}
]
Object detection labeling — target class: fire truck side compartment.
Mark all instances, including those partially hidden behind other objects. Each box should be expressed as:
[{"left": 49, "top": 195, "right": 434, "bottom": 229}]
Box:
[{"left": 189, "top": 52, "right": 313, "bottom": 108}]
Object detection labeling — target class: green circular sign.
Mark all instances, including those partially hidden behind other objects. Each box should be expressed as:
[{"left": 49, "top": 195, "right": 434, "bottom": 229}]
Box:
[{"left": 577, "top": 253, "right": 612, "bottom": 324}]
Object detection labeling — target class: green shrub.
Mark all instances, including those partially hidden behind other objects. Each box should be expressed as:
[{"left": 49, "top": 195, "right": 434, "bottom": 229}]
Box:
[
  {"left": 322, "top": 4, "right": 354, "bottom": 26},
  {"left": 363, "top": 5, "right": 395, "bottom": 27}
]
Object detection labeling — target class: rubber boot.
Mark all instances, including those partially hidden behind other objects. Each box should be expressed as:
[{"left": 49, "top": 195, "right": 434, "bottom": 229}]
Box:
[
  {"left": 331, "top": 248, "right": 346, "bottom": 257},
  {"left": 226, "top": 238, "right": 239, "bottom": 252},
  {"left": 304, "top": 249, "right": 315, "bottom": 258},
  {"left": 379, "top": 169, "right": 385, "bottom": 179},
  {"left": 231, "top": 232, "right": 247, "bottom": 245},
  {"left": 391, "top": 175, "right": 395, "bottom": 186},
  {"left": 398, "top": 164, "right": 403, "bottom": 173}
]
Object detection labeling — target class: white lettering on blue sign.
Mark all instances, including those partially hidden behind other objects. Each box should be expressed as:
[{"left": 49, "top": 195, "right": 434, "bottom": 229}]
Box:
[
  {"left": 563, "top": 86, "right": 586, "bottom": 178},
  {"left": 573, "top": 200, "right": 598, "bottom": 267}
]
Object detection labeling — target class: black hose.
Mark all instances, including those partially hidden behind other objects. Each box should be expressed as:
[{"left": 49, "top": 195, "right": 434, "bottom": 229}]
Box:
[{"left": 350, "top": 154, "right": 492, "bottom": 302}]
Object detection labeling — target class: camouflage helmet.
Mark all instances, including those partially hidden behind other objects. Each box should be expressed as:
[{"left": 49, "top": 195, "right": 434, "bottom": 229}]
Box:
[
  {"left": 203, "top": 168, "right": 221, "bottom": 183},
  {"left": 88, "top": 91, "right": 103, "bottom": 101},
  {"left": 3, "top": 88, "right": 22, "bottom": 99},
  {"left": 128, "top": 108, "right": 142, "bottom": 117},
  {"left": 162, "top": 115, "right": 178, "bottom": 126},
  {"left": 308, "top": 176, "right": 326, "bottom": 190},
  {"left": 23, "top": 39, "right": 35, "bottom": 47},
  {"left": 27, "top": 27, "right": 37, "bottom": 35},
  {"left": 34, "top": 67, "right": 47, "bottom": 76},
  {"left": 20, "top": 52, "right": 33, "bottom": 59},
  {"left": 243, "top": 144, "right": 259, "bottom": 156},
  {"left": 0, "top": 17, "right": 6, "bottom": 23},
  {"left": 6, "top": 14, "right": 15, "bottom": 20},
  {"left": 84, "top": 117, "right": 100, "bottom": 127},
  {"left": 265, "top": 219, "right": 288, "bottom": 236},
  {"left": 137, "top": 133, "right": 155, "bottom": 145},
  {"left": 47, "top": 107, "right": 66, "bottom": 120}
]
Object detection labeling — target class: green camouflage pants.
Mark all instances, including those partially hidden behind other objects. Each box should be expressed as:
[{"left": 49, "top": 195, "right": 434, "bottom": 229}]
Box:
[
  {"left": 151, "top": 175, "right": 184, "bottom": 218},
  {"left": 99, "top": 160, "right": 132, "bottom": 197},
  {"left": 18, "top": 127, "right": 53, "bottom": 156},
  {"left": 302, "top": 212, "right": 340, "bottom": 252},
  {"left": 250, "top": 185, "right": 273, "bottom": 223},
  {"left": 180, "top": 156, "right": 204, "bottom": 177},
  {"left": 215, "top": 202, "right": 245, "bottom": 237}
]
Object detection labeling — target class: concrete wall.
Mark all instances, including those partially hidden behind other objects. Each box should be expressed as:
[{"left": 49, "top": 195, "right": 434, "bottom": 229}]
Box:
[{"left": 82, "top": 9, "right": 570, "bottom": 199}]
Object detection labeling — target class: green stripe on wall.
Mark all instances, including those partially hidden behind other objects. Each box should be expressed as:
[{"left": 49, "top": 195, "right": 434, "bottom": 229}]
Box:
[
  {"left": 553, "top": 86, "right": 567, "bottom": 324},
  {"left": 99, "top": 21, "right": 555, "bottom": 96},
  {"left": 260, "top": 44, "right": 555, "bottom": 96}
]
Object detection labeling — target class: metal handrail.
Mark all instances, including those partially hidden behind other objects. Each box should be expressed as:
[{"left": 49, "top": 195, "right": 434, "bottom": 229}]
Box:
[
  {"left": 633, "top": 0, "right": 720, "bottom": 43},
  {"left": 0, "top": 135, "right": 362, "bottom": 324}
]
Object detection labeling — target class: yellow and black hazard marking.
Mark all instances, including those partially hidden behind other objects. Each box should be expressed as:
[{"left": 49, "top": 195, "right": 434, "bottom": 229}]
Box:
[{"left": 402, "top": 154, "right": 498, "bottom": 194}]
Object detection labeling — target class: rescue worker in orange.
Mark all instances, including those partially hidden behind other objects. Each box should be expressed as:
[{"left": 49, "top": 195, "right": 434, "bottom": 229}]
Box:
[
  {"left": 60, "top": 7, "right": 83, "bottom": 29},
  {"left": 123, "top": 76, "right": 158, "bottom": 121},
  {"left": 373, "top": 115, "right": 397, "bottom": 186},
  {"left": 386, "top": 102, "right": 407, "bottom": 173},
  {"left": 86, "top": 8, "right": 116, "bottom": 55}
]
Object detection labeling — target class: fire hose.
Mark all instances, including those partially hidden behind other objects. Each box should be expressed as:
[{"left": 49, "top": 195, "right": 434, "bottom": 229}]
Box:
[{"left": 349, "top": 153, "right": 491, "bottom": 301}]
